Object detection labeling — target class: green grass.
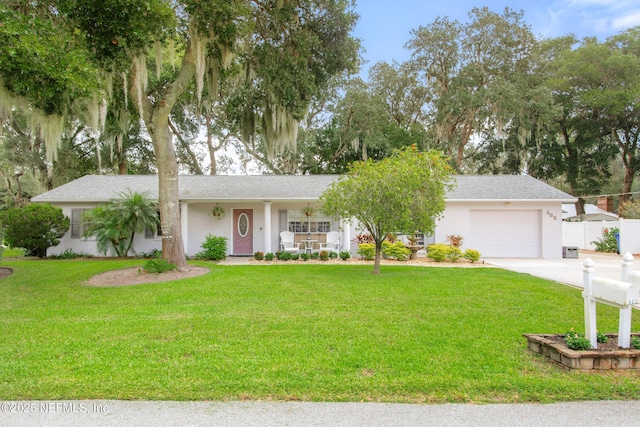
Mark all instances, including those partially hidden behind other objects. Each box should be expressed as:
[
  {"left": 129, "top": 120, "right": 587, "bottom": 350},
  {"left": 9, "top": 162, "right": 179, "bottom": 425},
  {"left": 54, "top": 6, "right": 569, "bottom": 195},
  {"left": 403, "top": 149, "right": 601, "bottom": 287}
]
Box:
[
  {"left": 2, "top": 247, "right": 25, "bottom": 258},
  {"left": 0, "top": 260, "right": 638, "bottom": 403}
]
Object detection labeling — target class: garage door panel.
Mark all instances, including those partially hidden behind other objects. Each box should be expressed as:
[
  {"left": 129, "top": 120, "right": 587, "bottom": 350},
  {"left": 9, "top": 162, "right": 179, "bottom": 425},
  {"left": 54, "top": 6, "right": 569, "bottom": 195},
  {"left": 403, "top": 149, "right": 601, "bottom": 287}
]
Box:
[{"left": 469, "top": 210, "right": 540, "bottom": 258}]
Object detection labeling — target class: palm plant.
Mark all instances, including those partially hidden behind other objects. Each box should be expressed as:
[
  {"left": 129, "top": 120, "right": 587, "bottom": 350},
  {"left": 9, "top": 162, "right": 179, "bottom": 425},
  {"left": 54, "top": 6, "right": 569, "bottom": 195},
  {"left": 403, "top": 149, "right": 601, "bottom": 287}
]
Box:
[{"left": 83, "top": 191, "right": 158, "bottom": 257}]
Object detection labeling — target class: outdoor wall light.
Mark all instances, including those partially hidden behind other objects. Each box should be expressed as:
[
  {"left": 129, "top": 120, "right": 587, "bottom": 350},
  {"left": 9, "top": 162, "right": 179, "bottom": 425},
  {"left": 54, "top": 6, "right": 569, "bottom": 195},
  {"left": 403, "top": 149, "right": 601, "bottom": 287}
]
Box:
[{"left": 504, "top": 202, "right": 512, "bottom": 207}]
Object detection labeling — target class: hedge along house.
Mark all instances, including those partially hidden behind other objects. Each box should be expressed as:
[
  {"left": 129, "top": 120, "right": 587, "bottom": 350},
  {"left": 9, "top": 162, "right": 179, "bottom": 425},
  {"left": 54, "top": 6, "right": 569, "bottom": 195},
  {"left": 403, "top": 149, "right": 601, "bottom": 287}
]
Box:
[{"left": 32, "top": 174, "right": 576, "bottom": 258}]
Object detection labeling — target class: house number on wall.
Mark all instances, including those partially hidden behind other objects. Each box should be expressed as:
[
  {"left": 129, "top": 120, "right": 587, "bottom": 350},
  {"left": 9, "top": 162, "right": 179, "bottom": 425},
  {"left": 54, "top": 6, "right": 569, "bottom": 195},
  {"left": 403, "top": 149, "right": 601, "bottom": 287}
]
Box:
[{"left": 238, "top": 213, "right": 249, "bottom": 237}]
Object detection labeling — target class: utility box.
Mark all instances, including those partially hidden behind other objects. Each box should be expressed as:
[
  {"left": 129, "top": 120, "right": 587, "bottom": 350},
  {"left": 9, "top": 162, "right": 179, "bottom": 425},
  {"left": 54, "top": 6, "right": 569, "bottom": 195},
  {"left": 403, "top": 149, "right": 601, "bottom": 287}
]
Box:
[{"left": 562, "top": 246, "right": 579, "bottom": 259}]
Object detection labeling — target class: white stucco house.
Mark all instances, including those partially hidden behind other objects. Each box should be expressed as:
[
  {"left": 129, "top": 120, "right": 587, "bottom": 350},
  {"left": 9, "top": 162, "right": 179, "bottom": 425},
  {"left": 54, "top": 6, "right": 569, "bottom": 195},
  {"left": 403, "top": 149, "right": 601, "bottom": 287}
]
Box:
[{"left": 31, "top": 174, "right": 576, "bottom": 258}]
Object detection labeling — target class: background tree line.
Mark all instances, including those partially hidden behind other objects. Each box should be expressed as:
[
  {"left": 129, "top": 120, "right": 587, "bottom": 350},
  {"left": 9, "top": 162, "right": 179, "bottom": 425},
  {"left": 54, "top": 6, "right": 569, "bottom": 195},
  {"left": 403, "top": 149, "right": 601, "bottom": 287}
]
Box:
[
  {"left": 302, "top": 8, "right": 640, "bottom": 215},
  {"left": 2, "top": 5, "right": 640, "bottom": 262}
]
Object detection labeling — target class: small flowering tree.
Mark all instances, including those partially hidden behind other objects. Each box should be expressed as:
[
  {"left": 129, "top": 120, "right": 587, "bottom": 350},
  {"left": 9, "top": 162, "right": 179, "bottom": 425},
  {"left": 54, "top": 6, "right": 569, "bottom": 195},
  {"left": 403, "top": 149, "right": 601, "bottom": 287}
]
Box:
[{"left": 320, "top": 146, "right": 454, "bottom": 274}]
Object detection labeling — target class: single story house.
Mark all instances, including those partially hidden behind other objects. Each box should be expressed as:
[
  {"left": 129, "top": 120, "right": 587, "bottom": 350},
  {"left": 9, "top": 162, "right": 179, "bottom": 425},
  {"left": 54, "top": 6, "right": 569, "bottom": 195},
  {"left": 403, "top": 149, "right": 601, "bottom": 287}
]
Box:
[{"left": 32, "top": 174, "right": 576, "bottom": 258}]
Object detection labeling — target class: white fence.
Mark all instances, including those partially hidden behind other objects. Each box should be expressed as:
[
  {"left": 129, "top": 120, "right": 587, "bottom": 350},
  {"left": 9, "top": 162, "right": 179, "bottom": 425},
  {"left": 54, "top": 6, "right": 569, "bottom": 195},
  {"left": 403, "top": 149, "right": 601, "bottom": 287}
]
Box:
[{"left": 562, "top": 219, "right": 640, "bottom": 255}]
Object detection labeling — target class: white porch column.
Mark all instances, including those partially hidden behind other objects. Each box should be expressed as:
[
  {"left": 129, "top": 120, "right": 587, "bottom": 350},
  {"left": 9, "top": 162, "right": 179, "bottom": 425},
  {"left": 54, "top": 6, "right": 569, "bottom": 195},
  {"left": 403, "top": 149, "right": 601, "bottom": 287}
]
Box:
[
  {"left": 341, "top": 219, "right": 351, "bottom": 252},
  {"left": 264, "top": 201, "right": 272, "bottom": 253},
  {"left": 181, "top": 202, "right": 189, "bottom": 256}
]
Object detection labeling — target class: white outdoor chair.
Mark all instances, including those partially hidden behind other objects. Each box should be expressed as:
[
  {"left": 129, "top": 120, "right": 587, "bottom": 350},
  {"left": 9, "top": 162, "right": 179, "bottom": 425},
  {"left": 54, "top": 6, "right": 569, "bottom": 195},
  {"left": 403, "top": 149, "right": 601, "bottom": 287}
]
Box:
[
  {"left": 319, "top": 231, "right": 341, "bottom": 253},
  {"left": 280, "top": 231, "right": 301, "bottom": 254}
]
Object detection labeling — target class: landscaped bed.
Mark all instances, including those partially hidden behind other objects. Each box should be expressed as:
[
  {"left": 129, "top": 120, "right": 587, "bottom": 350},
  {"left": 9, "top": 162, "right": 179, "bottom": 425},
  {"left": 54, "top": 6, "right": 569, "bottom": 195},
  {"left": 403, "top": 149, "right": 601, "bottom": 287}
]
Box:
[
  {"left": 524, "top": 334, "right": 640, "bottom": 370},
  {"left": 0, "top": 259, "right": 638, "bottom": 403}
]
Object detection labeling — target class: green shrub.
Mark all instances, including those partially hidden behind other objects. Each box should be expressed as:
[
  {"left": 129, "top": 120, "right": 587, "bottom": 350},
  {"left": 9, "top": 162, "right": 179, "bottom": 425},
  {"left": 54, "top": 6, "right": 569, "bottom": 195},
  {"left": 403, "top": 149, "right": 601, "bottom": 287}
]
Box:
[
  {"left": 382, "top": 241, "right": 411, "bottom": 261},
  {"left": 0, "top": 203, "right": 70, "bottom": 258},
  {"left": 310, "top": 251, "right": 319, "bottom": 260},
  {"left": 446, "top": 246, "right": 463, "bottom": 262},
  {"left": 143, "top": 258, "right": 176, "bottom": 274},
  {"left": 300, "top": 253, "right": 310, "bottom": 261},
  {"left": 195, "top": 234, "right": 227, "bottom": 261},
  {"left": 597, "top": 331, "right": 608, "bottom": 344},
  {"left": 592, "top": 227, "right": 619, "bottom": 253},
  {"left": 357, "top": 243, "right": 375, "bottom": 260},
  {"left": 319, "top": 250, "right": 329, "bottom": 261},
  {"left": 632, "top": 336, "right": 640, "bottom": 350},
  {"left": 279, "top": 251, "right": 292, "bottom": 261},
  {"left": 138, "top": 249, "right": 162, "bottom": 259},
  {"left": 48, "top": 249, "right": 94, "bottom": 259},
  {"left": 564, "top": 329, "right": 592, "bottom": 351},
  {"left": 428, "top": 244, "right": 469, "bottom": 262},
  {"left": 339, "top": 251, "right": 351, "bottom": 261},
  {"left": 254, "top": 251, "right": 264, "bottom": 260},
  {"left": 464, "top": 249, "right": 481, "bottom": 263},
  {"left": 291, "top": 253, "right": 300, "bottom": 261},
  {"left": 275, "top": 251, "right": 284, "bottom": 260},
  {"left": 329, "top": 251, "right": 338, "bottom": 259},
  {"left": 427, "top": 244, "right": 450, "bottom": 262},
  {"left": 264, "top": 252, "right": 275, "bottom": 261}
]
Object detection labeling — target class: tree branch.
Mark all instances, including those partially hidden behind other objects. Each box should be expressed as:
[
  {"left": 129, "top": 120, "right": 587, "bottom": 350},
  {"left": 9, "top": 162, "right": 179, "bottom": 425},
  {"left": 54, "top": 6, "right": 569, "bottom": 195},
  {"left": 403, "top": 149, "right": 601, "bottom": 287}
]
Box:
[{"left": 168, "top": 119, "right": 204, "bottom": 175}]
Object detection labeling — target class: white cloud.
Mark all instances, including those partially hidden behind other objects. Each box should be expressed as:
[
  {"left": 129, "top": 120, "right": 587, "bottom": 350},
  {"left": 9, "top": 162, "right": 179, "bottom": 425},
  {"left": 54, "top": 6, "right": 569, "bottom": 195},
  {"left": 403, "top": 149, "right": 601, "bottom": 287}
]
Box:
[
  {"left": 568, "top": 0, "right": 623, "bottom": 7},
  {"left": 612, "top": 10, "right": 640, "bottom": 29},
  {"left": 546, "top": 0, "right": 640, "bottom": 38}
]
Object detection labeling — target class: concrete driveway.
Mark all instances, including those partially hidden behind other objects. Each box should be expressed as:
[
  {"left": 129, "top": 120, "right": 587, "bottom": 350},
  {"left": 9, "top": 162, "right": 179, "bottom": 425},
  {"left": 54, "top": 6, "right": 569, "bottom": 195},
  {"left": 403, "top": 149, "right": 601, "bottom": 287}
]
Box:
[{"left": 487, "top": 251, "right": 635, "bottom": 289}]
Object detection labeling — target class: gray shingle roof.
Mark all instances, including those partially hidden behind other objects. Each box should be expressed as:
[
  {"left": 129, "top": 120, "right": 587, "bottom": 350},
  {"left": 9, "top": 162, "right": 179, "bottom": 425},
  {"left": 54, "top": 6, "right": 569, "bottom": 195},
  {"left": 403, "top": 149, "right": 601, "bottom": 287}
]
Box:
[
  {"left": 446, "top": 175, "right": 576, "bottom": 201},
  {"left": 31, "top": 175, "right": 341, "bottom": 202},
  {"left": 31, "top": 174, "right": 576, "bottom": 203}
]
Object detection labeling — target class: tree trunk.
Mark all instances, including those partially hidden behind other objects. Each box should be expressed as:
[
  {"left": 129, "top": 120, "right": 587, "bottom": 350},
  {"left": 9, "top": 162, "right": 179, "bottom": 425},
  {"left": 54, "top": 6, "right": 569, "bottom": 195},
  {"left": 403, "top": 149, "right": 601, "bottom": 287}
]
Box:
[
  {"left": 373, "top": 241, "right": 382, "bottom": 274},
  {"left": 621, "top": 158, "right": 635, "bottom": 205},
  {"left": 150, "top": 117, "right": 188, "bottom": 271},
  {"left": 575, "top": 197, "right": 586, "bottom": 216},
  {"left": 615, "top": 130, "right": 638, "bottom": 206},
  {"left": 130, "top": 40, "right": 196, "bottom": 272}
]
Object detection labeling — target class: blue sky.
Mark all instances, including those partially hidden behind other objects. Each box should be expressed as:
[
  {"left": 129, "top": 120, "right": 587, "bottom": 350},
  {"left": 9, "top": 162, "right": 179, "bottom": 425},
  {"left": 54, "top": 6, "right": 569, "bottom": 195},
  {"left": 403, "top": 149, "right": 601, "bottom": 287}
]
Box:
[{"left": 353, "top": 0, "right": 640, "bottom": 73}]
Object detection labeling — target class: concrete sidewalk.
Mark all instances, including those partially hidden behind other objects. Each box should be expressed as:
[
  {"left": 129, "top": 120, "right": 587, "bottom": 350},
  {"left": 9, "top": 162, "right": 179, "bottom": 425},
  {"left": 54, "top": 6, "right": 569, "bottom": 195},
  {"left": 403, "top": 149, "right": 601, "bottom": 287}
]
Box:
[{"left": 2, "top": 400, "right": 640, "bottom": 427}]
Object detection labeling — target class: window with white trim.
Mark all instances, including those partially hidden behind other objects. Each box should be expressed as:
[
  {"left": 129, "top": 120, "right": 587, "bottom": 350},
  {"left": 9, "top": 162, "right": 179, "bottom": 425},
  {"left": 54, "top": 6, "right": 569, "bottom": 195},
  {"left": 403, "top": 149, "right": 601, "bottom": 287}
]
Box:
[
  {"left": 288, "top": 210, "right": 332, "bottom": 233},
  {"left": 70, "top": 209, "right": 88, "bottom": 238}
]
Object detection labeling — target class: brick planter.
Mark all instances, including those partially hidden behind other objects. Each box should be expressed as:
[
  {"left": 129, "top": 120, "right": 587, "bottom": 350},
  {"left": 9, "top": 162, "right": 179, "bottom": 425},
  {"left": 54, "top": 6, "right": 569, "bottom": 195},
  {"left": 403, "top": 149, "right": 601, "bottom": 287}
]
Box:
[{"left": 524, "top": 334, "right": 640, "bottom": 370}]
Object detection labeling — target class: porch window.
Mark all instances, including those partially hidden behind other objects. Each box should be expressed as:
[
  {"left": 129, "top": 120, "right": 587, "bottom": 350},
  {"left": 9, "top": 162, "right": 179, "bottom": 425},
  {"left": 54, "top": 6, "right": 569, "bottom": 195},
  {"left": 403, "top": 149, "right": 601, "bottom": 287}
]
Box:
[{"left": 288, "top": 210, "right": 332, "bottom": 233}]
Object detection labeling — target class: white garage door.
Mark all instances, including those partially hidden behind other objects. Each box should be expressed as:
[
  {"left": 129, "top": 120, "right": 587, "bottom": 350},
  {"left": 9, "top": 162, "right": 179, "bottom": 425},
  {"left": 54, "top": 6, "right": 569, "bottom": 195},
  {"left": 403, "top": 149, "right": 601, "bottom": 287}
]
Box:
[{"left": 469, "top": 210, "right": 541, "bottom": 258}]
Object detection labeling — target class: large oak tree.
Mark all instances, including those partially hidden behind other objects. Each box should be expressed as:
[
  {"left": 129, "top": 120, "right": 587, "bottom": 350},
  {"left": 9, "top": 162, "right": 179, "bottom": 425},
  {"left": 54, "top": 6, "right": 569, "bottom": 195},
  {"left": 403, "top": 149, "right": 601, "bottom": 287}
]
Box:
[
  {"left": 0, "top": 0, "right": 358, "bottom": 269},
  {"left": 406, "top": 7, "right": 549, "bottom": 170}
]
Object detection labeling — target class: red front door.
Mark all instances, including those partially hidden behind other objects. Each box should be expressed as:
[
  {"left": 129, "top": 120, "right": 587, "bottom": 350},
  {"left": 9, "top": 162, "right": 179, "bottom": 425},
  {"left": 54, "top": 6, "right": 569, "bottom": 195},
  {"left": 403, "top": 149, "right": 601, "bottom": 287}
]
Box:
[{"left": 233, "top": 209, "right": 253, "bottom": 255}]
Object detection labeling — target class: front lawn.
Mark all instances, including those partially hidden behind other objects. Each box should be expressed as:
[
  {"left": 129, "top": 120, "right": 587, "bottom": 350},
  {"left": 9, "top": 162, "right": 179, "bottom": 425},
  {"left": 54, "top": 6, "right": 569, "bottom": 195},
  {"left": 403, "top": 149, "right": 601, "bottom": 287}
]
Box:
[{"left": 0, "top": 260, "right": 638, "bottom": 403}]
